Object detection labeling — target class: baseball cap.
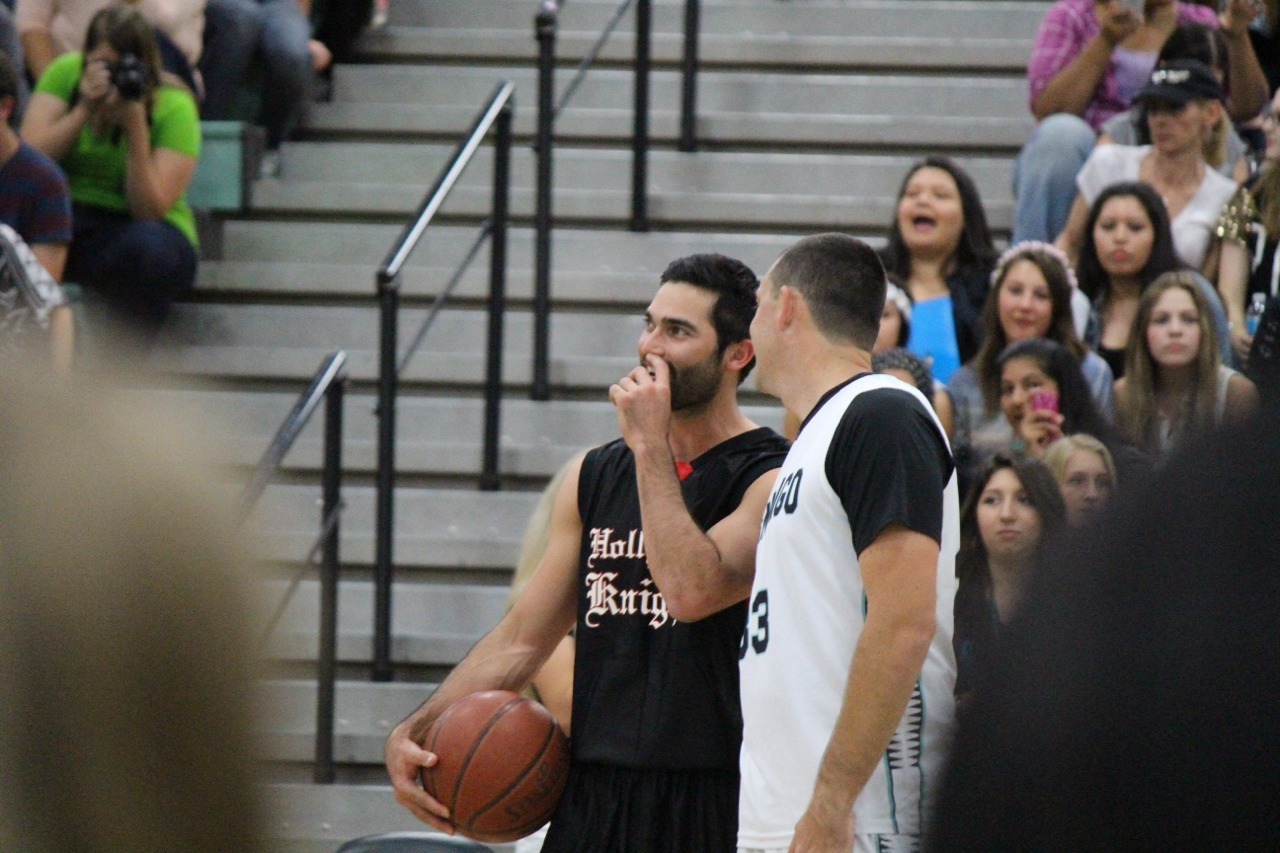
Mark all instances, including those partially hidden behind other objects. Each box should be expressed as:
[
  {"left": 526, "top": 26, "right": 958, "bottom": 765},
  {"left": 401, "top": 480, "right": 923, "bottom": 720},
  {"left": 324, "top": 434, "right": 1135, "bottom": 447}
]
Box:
[{"left": 1136, "top": 59, "right": 1223, "bottom": 107}]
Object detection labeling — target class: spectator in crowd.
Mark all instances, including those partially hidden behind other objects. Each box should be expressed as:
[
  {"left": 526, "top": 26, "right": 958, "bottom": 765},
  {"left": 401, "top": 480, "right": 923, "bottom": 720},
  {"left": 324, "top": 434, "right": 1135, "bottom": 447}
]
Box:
[
  {"left": 200, "top": 0, "right": 331, "bottom": 178},
  {"left": 873, "top": 277, "right": 911, "bottom": 353},
  {"left": 0, "top": 5, "right": 28, "bottom": 111},
  {"left": 998, "top": 338, "right": 1120, "bottom": 463},
  {"left": 0, "top": 51, "right": 72, "bottom": 368},
  {"left": 1014, "top": 0, "right": 1264, "bottom": 244},
  {"left": 1057, "top": 60, "right": 1239, "bottom": 277},
  {"left": 1099, "top": 23, "right": 1253, "bottom": 184},
  {"left": 1217, "top": 86, "right": 1280, "bottom": 364},
  {"left": 871, "top": 345, "right": 956, "bottom": 438},
  {"left": 879, "top": 156, "right": 998, "bottom": 384},
  {"left": 1115, "top": 270, "right": 1258, "bottom": 457},
  {"left": 1075, "top": 181, "right": 1213, "bottom": 378},
  {"left": 21, "top": 5, "right": 200, "bottom": 346},
  {"left": 928, "top": 409, "right": 1280, "bottom": 851},
  {"left": 950, "top": 242, "right": 1115, "bottom": 489},
  {"left": 1042, "top": 432, "right": 1118, "bottom": 526},
  {"left": 0, "top": 366, "right": 268, "bottom": 853},
  {"left": 15, "top": 0, "right": 205, "bottom": 89},
  {"left": 953, "top": 452, "right": 1066, "bottom": 702}
]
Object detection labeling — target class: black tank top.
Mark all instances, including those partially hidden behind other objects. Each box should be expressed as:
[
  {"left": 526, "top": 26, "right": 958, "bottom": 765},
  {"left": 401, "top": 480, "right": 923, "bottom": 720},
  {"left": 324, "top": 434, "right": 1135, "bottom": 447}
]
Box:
[{"left": 570, "top": 427, "right": 789, "bottom": 770}]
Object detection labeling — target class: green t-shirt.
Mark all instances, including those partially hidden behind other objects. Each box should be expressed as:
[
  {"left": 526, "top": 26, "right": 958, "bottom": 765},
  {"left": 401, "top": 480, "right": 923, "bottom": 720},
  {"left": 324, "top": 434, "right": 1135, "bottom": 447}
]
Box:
[{"left": 35, "top": 53, "right": 201, "bottom": 246}]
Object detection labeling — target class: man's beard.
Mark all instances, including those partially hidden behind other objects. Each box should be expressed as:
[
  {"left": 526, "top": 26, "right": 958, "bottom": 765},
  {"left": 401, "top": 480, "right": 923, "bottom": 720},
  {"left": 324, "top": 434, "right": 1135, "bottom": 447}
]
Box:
[{"left": 664, "top": 351, "right": 722, "bottom": 412}]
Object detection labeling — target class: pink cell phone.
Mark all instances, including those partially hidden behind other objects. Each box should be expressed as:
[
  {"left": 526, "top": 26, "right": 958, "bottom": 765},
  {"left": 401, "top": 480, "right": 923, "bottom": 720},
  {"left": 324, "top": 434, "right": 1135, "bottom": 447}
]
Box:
[{"left": 1029, "top": 390, "right": 1060, "bottom": 414}]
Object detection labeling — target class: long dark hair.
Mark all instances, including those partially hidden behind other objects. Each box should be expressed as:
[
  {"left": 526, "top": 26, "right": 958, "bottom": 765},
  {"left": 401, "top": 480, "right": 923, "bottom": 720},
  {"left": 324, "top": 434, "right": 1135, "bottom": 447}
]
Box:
[
  {"left": 1076, "top": 182, "right": 1182, "bottom": 302},
  {"left": 997, "top": 338, "right": 1112, "bottom": 440},
  {"left": 957, "top": 452, "right": 1068, "bottom": 587},
  {"left": 879, "top": 156, "right": 997, "bottom": 281}
]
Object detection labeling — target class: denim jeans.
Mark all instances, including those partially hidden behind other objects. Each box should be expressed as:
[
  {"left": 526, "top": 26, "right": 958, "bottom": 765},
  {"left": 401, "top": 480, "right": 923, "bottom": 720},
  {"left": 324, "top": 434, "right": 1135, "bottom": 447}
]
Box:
[
  {"left": 200, "top": 0, "right": 313, "bottom": 150},
  {"left": 1012, "top": 113, "right": 1097, "bottom": 244}
]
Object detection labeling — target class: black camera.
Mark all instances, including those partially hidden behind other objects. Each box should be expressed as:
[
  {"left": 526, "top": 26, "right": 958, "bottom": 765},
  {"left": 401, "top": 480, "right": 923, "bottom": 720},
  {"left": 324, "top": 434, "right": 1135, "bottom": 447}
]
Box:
[{"left": 110, "top": 53, "right": 148, "bottom": 102}]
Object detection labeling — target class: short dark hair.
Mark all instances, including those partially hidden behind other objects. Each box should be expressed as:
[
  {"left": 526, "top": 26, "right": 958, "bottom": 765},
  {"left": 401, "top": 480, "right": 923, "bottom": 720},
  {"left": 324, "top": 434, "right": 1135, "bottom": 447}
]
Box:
[
  {"left": 0, "top": 52, "right": 18, "bottom": 128},
  {"left": 1076, "top": 182, "right": 1183, "bottom": 302},
  {"left": 659, "top": 253, "right": 759, "bottom": 381},
  {"left": 880, "top": 156, "right": 998, "bottom": 281},
  {"left": 769, "top": 233, "right": 886, "bottom": 349}
]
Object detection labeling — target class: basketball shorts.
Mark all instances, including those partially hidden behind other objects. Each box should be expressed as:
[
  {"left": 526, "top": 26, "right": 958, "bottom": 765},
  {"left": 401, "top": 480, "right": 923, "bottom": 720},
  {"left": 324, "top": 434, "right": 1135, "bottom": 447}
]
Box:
[{"left": 540, "top": 761, "right": 739, "bottom": 852}]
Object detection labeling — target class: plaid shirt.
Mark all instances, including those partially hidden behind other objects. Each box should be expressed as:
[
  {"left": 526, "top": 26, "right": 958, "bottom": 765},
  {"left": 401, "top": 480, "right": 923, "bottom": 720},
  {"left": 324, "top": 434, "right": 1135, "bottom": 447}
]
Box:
[{"left": 1027, "top": 0, "right": 1219, "bottom": 131}]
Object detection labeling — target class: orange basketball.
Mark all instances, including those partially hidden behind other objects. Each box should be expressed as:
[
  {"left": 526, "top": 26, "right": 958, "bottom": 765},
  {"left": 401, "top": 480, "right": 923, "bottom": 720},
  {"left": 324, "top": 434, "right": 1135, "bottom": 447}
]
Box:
[{"left": 421, "top": 690, "right": 570, "bottom": 843}]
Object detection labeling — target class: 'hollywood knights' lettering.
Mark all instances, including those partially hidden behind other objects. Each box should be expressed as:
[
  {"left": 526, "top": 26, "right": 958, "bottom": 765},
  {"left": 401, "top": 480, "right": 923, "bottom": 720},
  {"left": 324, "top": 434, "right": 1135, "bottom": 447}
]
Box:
[
  {"left": 584, "top": 571, "right": 672, "bottom": 629},
  {"left": 586, "top": 526, "right": 646, "bottom": 568}
]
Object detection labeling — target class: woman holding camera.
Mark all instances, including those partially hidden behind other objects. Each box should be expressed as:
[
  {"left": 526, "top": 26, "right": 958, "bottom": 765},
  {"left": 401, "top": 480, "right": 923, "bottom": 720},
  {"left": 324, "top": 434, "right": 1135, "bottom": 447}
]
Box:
[{"left": 21, "top": 5, "right": 199, "bottom": 346}]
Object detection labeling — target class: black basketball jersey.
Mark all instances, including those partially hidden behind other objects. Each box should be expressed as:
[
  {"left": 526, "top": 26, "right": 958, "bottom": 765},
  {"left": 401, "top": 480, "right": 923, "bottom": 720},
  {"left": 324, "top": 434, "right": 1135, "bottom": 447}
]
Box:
[{"left": 569, "top": 426, "right": 789, "bottom": 771}]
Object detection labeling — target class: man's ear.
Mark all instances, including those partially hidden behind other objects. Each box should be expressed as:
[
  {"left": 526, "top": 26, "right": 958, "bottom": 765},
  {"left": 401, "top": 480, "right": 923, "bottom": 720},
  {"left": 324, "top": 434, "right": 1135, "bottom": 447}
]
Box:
[
  {"left": 0, "top": 96, "right": 13, "bottom": 129},
  {"left": 722, "top": 338, "right": 755, "bottom": 374},
  {"left": 778, "top": 284, "right": 800, "bottom": 328}
]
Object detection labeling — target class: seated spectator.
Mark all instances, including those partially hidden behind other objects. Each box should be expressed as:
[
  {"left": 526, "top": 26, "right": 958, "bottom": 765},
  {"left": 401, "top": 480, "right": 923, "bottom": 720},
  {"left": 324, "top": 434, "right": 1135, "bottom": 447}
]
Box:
[
  {"left": 1217, "top": 85, "right": 1280, "bottom": 364},
  {"left": 200, "top": 0, "right": 332, "bottom": 178},
  {"left": 1098, "top": 23, "right": 1253, "bottom": 184},
  {"left": 1115, "top": 270, "right": 1258, "bottom": 457},
  {"left": 0, "top": 4, "right": 28, "bottom": 112},
  {"left": 872, "top": 277, "right": 912, "bottom": 353},
  {"left": 1057, "top": 60, "right": 1239, "bottom": 277},
  {"left": 1075, "top": 181, "right": 1231, "bottom": 375},
  {"left": 878, "top": 156, "right": 998, "bottom": 384},
  {"left": 872, "top": 346, "right": 955, "bottom": 437},
  {"left": 997, "top": 338, "right": 1124, "bottom": 468},
  {"left": 15, "top": 0, "right": 205, "bottom": 89},
  {"left": 0, "top": 51, "right": 72, "bottom": 369},
  {"left": 928, "top": 413, "right": 1280, "bottom": 851},
  {"left": 21, "top": 5, "right": 199, "bottom": 346},
  {"left": 1042, "top": 432, "right": 1118, "bottom": 526},
  {"left": 953, "top": 452, "right": 1066, "bottom": 702},
  {"left": 950, "top": 242, "right": 1115, "bottom": 488},
  {"left": 1013, "top": 0, "right": 1263, "bottom": 245}
]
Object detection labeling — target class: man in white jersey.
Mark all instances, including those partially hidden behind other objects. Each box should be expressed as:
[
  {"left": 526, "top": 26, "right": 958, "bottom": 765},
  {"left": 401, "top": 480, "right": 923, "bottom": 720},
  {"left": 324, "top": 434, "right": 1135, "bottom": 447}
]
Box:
[{"left": 739, "top": 233, "right": 959, "bottom": 853}]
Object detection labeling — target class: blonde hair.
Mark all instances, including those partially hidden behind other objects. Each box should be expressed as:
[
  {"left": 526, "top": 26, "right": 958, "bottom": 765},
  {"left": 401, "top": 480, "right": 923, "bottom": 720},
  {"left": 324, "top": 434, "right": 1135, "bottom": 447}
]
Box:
[
  {"left": 0, "top": 369, "right": 267, "bottom": 852},
  {"left": 1117, "top": 272, "right": 1222, "bottom": 453},
  {"left": 1042, "top": 433, "right": 1118, "bottom": 488}
]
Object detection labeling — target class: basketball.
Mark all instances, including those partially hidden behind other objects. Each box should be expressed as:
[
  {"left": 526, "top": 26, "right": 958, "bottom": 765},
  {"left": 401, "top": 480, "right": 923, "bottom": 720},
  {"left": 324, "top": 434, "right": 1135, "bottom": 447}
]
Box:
[{"left": 421, "top": 689, "right": 570, "bottom": 843}]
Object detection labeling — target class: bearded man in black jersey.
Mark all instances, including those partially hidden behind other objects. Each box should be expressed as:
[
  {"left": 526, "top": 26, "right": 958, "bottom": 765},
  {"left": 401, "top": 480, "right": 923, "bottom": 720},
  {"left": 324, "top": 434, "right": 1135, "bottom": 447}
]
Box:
[{"left": 385, "top": 253, "right": 789, "bottom": 852}]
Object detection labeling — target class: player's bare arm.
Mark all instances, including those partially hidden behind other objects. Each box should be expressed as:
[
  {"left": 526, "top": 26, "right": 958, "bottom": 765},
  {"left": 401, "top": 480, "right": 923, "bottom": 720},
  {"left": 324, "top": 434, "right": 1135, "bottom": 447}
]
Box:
[
  {"left": 385, "top": 454, "right": 584, "bottom": 833},
  {"left": 609, "top": 355, "right": 774, "bottom": 621},
  {"left": 791, "top": 524, "right": 939, "bottom": 853}
]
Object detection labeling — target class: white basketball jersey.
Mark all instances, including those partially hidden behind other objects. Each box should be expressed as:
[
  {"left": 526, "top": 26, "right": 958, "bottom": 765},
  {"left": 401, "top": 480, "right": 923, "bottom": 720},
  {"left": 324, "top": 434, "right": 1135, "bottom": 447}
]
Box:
[{"left": 738, "top": 374, "right": 959, "bottom": 846}]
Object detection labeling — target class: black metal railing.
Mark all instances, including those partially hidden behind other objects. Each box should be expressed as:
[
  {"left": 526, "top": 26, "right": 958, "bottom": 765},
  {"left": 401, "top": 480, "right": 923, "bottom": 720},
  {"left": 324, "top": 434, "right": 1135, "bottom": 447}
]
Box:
[
  {"left": 530, "top": 0, "right": 701, "bottom": 399},
  {"left": 239, "top": 350, "right": 347, "bottom": 785},
  {"left": 373, "top": 81, "right": 514, "bottom": 682}
]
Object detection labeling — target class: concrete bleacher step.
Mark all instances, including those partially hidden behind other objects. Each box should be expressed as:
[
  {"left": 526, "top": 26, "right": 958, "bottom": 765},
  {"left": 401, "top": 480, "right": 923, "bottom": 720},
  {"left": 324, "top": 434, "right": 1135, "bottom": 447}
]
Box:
[
  {"left": 244, "top": 484, "right": 540, "bottom": 569},
  {"left": 363, "top": 0, "right": 1043, "bottom": 71},
  {"left": 136, "top": 389, "right": 785, "bottom": 478},
  {"left": 259, "top": 679, "right": 438, "bottom": 765},
  {"left": 264, "top": 782, "right": 515, "bottom": 852},
  {"left": 253, "top": 144, "right": 1014, "bottom": 231},
  {"left": 154, "top": 302, "right": 782, "bottom": 391},
  {"left": 259, "top": 581, "right": 507, "bottom": 667},
  {"left": 199, "top": 223, "right": 802, "bottom": 302},
  {"left": 314, "top": 66, "right": 1033, "bottom": 150}
]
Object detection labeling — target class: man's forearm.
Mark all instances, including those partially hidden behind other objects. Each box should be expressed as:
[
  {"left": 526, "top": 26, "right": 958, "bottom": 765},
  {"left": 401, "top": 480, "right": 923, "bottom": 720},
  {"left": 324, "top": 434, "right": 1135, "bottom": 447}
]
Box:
[
  {"left": 632, "top": 441, "right": 734, "bottom": 621},
  {"left": 808, "top": 609, "right": 935, "bottom": 817}
]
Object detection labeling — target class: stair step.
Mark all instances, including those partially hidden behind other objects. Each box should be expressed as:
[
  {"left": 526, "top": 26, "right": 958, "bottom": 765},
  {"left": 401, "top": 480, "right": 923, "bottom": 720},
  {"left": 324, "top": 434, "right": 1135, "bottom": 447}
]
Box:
[
  {"left": 243, "top": 484, "right": 541, "bottom": 569},
  {"left": 199, "top": 223, "right": 801, "bottom": 302},
  {"left": 133, "top": 389, "right": 784, "bottom": 477},
  {"left": 251, "top": 145, "right": 1012, "bottom": 230},
  {"left": 312, "top": 67, "right": 1031, "bottom": 149}
]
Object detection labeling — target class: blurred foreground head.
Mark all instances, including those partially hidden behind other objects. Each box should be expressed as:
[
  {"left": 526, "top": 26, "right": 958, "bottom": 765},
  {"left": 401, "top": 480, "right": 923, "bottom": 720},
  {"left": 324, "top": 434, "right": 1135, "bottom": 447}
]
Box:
[
  {"left": 0, "top": 368, "right": 266, "bottom": 852},
  {"left": 928, "top": 406, "right": 1280, "bottom": 850}
]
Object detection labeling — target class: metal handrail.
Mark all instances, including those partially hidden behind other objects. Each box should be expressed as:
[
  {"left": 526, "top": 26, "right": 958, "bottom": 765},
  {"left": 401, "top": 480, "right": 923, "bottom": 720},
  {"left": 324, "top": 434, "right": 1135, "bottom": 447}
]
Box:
[
  {"left": 237, "top": 350, "right": 347, "bottom": 785},
  {"left": 372, "top": 81, "right": 515, "bottom": 682},
  {"left": 530, "top": 0, "right": 701, "bottom": 399}
]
